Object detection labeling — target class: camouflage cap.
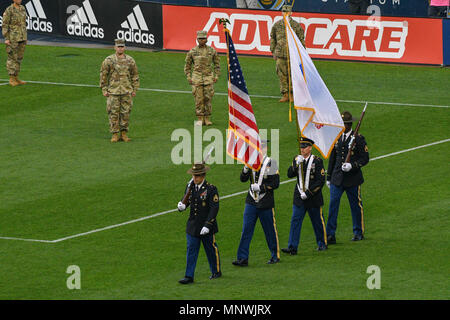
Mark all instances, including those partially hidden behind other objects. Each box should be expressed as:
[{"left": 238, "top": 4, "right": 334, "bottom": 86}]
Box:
[
  {"left": 114, "top": 39, "right": 125, "bottom": 47},
  {"left": 281, "top": 5, "right": 292, "bottom": 12},
  {"left": 197, "top": 30, "right": 208, "bottom": 39}
]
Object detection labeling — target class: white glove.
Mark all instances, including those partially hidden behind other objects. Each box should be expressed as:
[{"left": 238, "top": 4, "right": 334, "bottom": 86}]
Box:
[
  {"left": 177, "top": 201, "right": 186, "bottom": 211},
  {"left": 326, "top": 181, "right": 331, "bottom": 188},
  {"left": 251, "top": 183, "right": 260, "bottom": 193},
  {"left": 296, "top": 155, "right": 303, "bottom": 165},
  {"left": 342, "top": 163, "right": 352, "bottom": 172},
  {"left": 200, "top": 227, "right": 210, "bottom": 235},
  {"left": 243, "top": 165, "right": 250, "bottom": 173},
  {"left": 300, "top": 192, "right": 307, "bottom": 200}
]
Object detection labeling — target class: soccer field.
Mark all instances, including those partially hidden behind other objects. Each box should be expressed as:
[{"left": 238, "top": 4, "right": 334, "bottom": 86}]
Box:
[{"left": 0, "top": 44, "right": 449, "bottom": 300}]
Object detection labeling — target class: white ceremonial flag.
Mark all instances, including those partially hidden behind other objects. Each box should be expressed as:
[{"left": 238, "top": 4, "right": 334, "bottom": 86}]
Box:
[{"left": 284, "top": 15, "right": 344, "bottom": 158}]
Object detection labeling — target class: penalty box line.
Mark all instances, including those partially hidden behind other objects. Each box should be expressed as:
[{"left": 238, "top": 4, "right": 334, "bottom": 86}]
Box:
[
  {"left": 0, "top": 78, "right": 449, "bottom": 109},
  {"left": 0, "top": 138, "right": 448, "bottom": 244}
]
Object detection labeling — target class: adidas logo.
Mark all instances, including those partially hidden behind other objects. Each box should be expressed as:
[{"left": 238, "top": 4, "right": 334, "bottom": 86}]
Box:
[
  {"left": 117, "top": 5, "right": 155, "bottom": 45},
  {"left": 67, "top": 0, "right": 104, "bottom": 39},
  {"left": 25, "top": 0, "right": 53, "bottom": 32}
]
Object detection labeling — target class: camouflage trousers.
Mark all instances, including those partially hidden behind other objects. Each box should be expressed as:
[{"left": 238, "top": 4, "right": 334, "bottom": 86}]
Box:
[
  {"left": 276, "top": 57, "right": 290, "bottom": 94},
  {"left": 192, "top": 84, "right": 214, "bottom": 117},
  {"left": 106, "top": 94, "right": 133, "bottom": 133},
  {"left": 6, "top": 41, "right": 26, "bottom": 76}
]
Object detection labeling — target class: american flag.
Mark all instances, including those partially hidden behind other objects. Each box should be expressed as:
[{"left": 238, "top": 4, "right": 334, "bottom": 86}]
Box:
[{"left": 225, "top": 29, "right": 263, "bottom": 171}]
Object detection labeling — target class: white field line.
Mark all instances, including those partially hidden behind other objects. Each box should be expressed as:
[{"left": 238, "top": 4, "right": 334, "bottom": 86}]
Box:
[
  {"left": 1, "top": 78, "right": 449, "bottom": 108},
  {"left": 0, "top": 138, "right": 448, "bottom": 244},
  {"left": 0, "top": 82, "right": 10, "bottom": 86}
]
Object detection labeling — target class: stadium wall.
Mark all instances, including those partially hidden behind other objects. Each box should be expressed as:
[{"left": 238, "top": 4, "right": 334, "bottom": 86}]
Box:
[
  {"left": 444, "top": 19, "right": 450, "bottom": 66},
  {"left": 0, "top": 0, "right": 164, "bottom": 49},
  {"left": 0, "top": 1, "right": 447, "bottom": 65},
  {"left": 163, "top": 5, "right": 446, "bottom": 65},
  {"left": 141, "top": 0, "right": 430, "bottom": 18}
]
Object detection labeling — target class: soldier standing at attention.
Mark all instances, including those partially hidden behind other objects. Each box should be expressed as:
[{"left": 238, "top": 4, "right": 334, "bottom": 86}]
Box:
[
  {"left": 326, "top": 111, "right": 369, "bottom": 244},
  {"left": 282, "top": 137, "right": 327, "bottom": 255},
  {"left": 2, "top": 0, "right": 27, "bottom": 87},
  {"left": 177, "top": 163, "right": 221, "bottom": 284},
  {"left": 100, "top": 39, "right": 140, "bottom": 143},
  {"left": 184, "top": 30, "right": 220, "bottom": 126},
  {"left": 270, "top": 5, "right": 305, "bottom": 103}
]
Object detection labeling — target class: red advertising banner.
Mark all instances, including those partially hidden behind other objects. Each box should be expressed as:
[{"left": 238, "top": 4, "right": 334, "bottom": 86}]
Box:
[{"left": 163, "top": 5, "right": 443, "bottom": 65}]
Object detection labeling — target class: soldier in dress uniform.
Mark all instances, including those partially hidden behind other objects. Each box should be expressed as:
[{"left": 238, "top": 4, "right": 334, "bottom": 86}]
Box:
[
  {"left": 270, "top": 5, "right": 305, "bottom": 102},
  {"left": 177, "top": 163, "right": 221, "bottom": 284},
  {"left": 232, "top": 140, "right": 281, "bottom": 266},
  {"left": 2, "top": 0, "right": 27, "bottom": 86},
  {"left": 184, "top": 30, "right": 220, "bottom": 126},
  {"left": 282, "top": 137, "right": 327, "bottom": 255},
  {"left": 326, "top": 111, "right": 369, "bottom": 243},
  {"left": 100, "top": 39, "right": 140, "bottom": 143}
]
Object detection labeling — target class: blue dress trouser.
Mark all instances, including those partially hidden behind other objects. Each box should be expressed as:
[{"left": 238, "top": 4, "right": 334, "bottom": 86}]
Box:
[
  {"left": 185, "top": 233, "right": 220, "bottom": 279},
  {"left": 288, "top": 204, "right": 327, "bottom": 249},
  {"left": 326, "top": 183, "right": 364, "bottom": 237},
  {"left": 237, "top": 203, "right": 280, "bottom": 261}
]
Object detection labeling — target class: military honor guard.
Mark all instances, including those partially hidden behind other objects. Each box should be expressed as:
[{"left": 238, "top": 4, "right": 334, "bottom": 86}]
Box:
[
  {"left": 269, "top": 5, "right": 305, "bottom": 102},
  {"left": 232, "top": 141, "right": 281, "bottom": 266},
  {"left": 177, "top": 163, "right": 221, "bottom": 284},
  {"left": 184, "top": 30, "right": 220, "bottom": 126},
  {"left": 326, "top": 111, "right": 369, "bottom": 243},
  {"left": 100, "top": 39, "right": 140, "bottom": 143},
  {"left": 282, "top": 138, "right": 327, "bottom": 255},
  {"left": 2, "top": 0, "right": 27, "bottom": 86}
]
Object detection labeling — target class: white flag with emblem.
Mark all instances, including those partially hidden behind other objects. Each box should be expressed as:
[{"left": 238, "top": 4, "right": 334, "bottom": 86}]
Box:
[{"left": 284, "top": 15, "right": 344, "bottom": 158}]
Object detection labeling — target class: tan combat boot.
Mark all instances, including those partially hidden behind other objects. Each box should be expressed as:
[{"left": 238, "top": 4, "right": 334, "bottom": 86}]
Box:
[
  {"left": 279, "top": 93, "right": 289, "bottom": 103},
  {"left": 121, "top": 131, "right": 131, "bottom": 142},
  {"left": 9, "top": 76, "right": 19, "bottom": 87},
  {"left": 15, "top": 76, "right": 26, "bottom": 85},
  {"left": 195, "top": 116, "right": 203, "bottom": 126},
  {"left": 204, "top": 116, "right": 213, "bottom": 126},
  {"left": 110, "top": 133, "right": 120, "bottom": 143}
]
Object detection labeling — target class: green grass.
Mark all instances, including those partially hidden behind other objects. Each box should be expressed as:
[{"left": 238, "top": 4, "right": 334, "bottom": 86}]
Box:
[{"left": 0, "top": 44, "right": 449, "bottom": 299}]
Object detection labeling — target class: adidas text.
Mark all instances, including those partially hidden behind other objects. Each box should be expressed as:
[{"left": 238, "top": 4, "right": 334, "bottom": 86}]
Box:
[
  {"left": 27, "top": 17, "right": 53, "bottom": 33},
  {"left": 117, "top": 29, "right": 155, "bottom": 45},
  {"left": 67, "top": 23, "right": 104, "bottom": 39}
]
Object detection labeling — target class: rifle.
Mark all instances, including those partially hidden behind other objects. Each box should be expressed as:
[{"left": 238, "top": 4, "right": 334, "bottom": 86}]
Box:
[
  {"left": 345, "top": 102, "right": 368, "bottom": 163},
  {"left": 181, "top": 147, "right": 215, "bottom": 205}
]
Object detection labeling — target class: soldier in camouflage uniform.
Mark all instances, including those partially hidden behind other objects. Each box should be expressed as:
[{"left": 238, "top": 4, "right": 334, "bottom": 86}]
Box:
[
  {"left": 2, "top": 0, "right": 27, "bottom": 87},
  {"left": 100, "top": 39, "right": 140, "bottom": 143},
  {"left": 184, "top": 30, "right": 220, "bottom": 126},
  {"left": 270, "top": 5, "right": 305, "bottom": 102}
]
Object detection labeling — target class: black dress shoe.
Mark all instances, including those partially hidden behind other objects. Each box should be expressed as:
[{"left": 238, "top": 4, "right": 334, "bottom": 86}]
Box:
[
  {"left": 317, "top": 245, "right": 327, "bottom": 251},
  {"left": 281, "top": 247, "right": 297, "bottom": 255},
  {"left": 327, "top": 235, "right": 336, "bottom": 244},
  {"left": 267, "top": 257, "right": 280, "bottom": 264},
  {"left": 232, "top": 259, "right": 248, "bottom": 267},
  {"left": 351, "top": 234, "right": 364, "bottom": 241},
  {"left": 209, "top": 271, "right": 222, "bottom": 280},
  {"left": 178, "top": 277, "right": 194, "bottom": 284}
]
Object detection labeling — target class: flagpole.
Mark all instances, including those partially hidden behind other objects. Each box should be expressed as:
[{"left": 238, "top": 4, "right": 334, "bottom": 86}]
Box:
[
  {"left": 284, "top": 14, "right": 302, "bottom": 156},
  {"left": 283, "top": 14, "right": 293, "bottom": 123}
]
